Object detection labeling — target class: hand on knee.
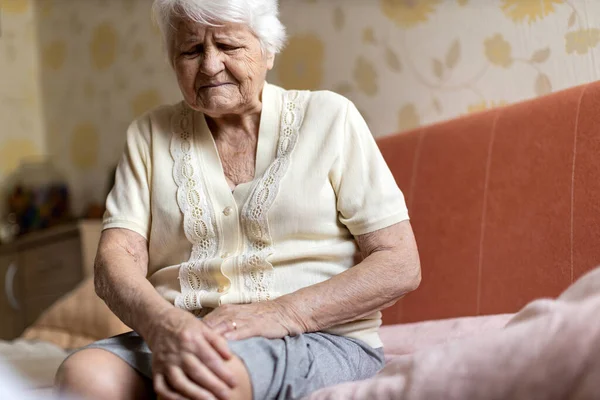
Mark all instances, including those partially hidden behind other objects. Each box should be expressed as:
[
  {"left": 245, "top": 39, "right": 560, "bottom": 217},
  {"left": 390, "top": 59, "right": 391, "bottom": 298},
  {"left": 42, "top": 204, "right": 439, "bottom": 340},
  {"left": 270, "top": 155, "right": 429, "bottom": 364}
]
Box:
[{"left": 153, "top": 355, "right": 252, "bottom": 400}]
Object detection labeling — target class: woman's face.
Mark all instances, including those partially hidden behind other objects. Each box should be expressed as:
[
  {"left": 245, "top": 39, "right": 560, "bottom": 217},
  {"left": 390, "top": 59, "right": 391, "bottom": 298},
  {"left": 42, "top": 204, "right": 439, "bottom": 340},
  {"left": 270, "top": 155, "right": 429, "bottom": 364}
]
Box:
[{"left": 171, "top": 18, "right": 274, "bottom": 117}]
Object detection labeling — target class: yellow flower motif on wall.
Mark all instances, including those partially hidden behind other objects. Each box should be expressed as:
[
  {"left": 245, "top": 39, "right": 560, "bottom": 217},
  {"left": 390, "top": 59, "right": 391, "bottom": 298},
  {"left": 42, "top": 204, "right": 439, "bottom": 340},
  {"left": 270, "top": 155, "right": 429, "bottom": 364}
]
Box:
[
  {"left": 501, "top": 0, "right": 563, "bottom": 24},
  {"left": 90, "top": 22, "right": 118, "bottom": 71},
  {"left": 39, "top": 0, "right": 52, "bottom": 18},
  {"left": 0, "top": 138, "right": 39, "bottom": 174},
  {"left": 398, "top": 104, "right": 420, "bottom": 132},
  {"left": 131, "top": 89, "right": 162, "bottom": 117},
  {"left": 277, "top": 34, "right": 324, "bottom": 90},
  {"left": 380, "top": 0, "right": 442, "bottom": 28},
  {"left": 484, "top": 34, "right": 513, "bottom": 68},
  {"left": 70, "top": 122, "right": 99, "bottom": 170},
  {"left": 42, "top": 41, "right": 67, "bottom": 70},
  {"left": 363, "top": 27, "right": 376, "bottom": 44},
  {"left": 467, "top": 100, "right": 507, "bottom": 114},
  {"left": 565, "top": 29, "right": 600, "bottom": 55},
  {"left": 2, "top": 0, "right": 30, "bottom": 14},
  {"left": 354, "top": 57, "right": 379, "bottom": 96}
]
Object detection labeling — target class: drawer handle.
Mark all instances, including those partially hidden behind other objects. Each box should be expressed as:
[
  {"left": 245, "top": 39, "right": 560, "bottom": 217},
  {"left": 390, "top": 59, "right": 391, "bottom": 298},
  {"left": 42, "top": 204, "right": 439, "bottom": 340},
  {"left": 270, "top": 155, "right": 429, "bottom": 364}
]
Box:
[{"left": 4, "top": 262, "right": 20, "bottom": 310}]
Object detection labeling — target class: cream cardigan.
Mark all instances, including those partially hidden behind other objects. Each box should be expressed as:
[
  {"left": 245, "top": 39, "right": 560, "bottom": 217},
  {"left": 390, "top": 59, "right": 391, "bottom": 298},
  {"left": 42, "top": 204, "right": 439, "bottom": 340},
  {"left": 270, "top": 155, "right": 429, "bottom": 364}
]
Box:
[{"left": 103, "top": 83, "right": 409, "bottom": 347}]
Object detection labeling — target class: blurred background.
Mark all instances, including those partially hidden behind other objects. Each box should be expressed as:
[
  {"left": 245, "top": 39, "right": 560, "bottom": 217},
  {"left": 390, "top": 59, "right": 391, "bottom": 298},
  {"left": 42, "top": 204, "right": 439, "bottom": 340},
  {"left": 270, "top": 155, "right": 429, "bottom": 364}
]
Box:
[{"left": 2, "top": 0, "right": 600, "bottom": 227}]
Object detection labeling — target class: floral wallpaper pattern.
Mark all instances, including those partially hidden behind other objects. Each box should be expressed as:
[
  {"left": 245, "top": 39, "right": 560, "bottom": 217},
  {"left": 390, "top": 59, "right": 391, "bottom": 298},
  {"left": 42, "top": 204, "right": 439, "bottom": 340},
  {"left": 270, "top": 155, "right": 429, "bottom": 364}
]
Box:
[
  {"left": 1, "top": 0, "right": 600, "bottom": 211},
  {"left": 274, "top": 0, "right": 600, "bottom": 135},
  {"left": 0, "top": 0, "right": 44, "bottom": 187},
  {"left": 33, "top": 0, "right": 181, "bottom": 211}
]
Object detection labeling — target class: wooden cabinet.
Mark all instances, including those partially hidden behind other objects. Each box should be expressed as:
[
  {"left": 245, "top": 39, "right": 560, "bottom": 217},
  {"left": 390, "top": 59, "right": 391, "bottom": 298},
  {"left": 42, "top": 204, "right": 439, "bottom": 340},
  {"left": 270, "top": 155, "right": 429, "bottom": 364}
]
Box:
[
  {"left": 0, "top": 220, "right": 102, "bottom": 340},
  {"left": 0, "top": 254, "right": 24, "bottom": 339}
]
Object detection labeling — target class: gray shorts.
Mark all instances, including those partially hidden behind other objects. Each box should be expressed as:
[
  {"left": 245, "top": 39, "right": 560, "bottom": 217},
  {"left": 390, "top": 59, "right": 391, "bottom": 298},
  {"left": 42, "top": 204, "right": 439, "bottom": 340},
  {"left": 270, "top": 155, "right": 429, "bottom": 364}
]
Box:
[{"left": 80, "top": 330, "right": 384, "bottom": 400}]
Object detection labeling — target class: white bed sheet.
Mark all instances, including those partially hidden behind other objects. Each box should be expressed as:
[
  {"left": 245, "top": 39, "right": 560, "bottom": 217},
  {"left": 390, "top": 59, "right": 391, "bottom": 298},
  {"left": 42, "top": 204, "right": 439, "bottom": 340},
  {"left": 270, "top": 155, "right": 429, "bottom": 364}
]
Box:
[{"left": 0, "top": 339, "right": 68, "bottom": 390}]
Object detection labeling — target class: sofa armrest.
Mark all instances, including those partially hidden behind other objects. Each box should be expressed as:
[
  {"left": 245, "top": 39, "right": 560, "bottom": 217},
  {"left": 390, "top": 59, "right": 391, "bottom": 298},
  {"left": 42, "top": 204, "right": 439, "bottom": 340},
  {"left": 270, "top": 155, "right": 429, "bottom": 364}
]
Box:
[{"left": 380, "top": 314, "right": 513, "bottom": 358}]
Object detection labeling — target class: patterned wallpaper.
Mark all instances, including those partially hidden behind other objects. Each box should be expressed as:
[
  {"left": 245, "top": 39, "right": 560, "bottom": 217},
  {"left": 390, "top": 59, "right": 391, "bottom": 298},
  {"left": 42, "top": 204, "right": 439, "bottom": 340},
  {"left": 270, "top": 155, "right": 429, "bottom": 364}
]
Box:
[
  {"left": 2, "top": 0, "right": 600, "bottom": 212},
  {"left": 0, "top": 0, "right": 45, "bottom": 193},
  {"left": 274, "top": 0, "right": 600, "bottom": 134},
  {"left": 34, "top": 0, "right": 181, "bottom": 212}
]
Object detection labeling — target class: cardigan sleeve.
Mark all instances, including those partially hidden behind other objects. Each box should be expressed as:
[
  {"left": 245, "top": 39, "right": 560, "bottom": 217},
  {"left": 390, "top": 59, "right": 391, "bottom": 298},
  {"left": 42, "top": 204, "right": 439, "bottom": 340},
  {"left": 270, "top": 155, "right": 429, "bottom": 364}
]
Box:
[
  {"left": 332, "top": 100, "right": 409, "bottom": 236},
  {"left": 103, "top": 116, "right": 152, "bottom": 239}
]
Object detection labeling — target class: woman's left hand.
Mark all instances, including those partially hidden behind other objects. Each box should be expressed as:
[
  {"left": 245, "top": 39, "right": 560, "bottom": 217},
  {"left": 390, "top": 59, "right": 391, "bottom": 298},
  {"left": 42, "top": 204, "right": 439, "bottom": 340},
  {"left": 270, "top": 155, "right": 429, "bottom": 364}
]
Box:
[{"left": 203, "top": 300, "right": 306, "bottom": 341}]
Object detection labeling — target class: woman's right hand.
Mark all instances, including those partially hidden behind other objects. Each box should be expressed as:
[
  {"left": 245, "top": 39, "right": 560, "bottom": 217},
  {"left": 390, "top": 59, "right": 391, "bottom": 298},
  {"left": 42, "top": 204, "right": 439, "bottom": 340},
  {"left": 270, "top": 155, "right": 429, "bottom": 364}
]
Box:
[{"left": 145, "top": 307, "right": 237, "bottom": 400}]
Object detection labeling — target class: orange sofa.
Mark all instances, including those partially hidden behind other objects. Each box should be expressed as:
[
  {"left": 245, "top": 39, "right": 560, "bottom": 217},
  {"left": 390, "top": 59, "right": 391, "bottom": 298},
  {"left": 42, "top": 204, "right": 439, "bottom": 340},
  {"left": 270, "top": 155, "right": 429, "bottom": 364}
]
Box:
[{"left": 379, "top": 81, "right": 600, "bottom": 326}]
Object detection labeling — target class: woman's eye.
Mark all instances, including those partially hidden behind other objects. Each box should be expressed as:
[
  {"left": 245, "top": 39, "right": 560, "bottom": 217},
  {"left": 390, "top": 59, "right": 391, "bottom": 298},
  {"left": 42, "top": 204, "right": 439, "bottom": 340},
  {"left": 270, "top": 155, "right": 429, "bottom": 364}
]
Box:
[
  {"left": 219, "top": 44, "right": 241, "bottom": 51},
  {"left": 183, "top": 46, "right": 202, "bottom": 56}
]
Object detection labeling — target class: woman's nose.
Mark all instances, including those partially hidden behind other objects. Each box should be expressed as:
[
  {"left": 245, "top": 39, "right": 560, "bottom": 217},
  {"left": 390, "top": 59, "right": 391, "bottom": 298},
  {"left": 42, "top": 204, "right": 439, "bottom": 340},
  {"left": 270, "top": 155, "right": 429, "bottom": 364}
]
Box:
[{"left": 200, "top": 48, "right": 224, "bottom": 76}]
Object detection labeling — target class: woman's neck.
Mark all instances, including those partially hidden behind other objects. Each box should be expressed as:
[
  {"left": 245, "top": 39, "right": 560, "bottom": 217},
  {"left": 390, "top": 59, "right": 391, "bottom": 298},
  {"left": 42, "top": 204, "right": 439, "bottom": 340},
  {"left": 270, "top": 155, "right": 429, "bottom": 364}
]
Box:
[
  {"left": 207, "top": 111, "right": 260, "bottom": 140},
  {"left": 205, "top": 95, "right": 263, "bottom": 147}
]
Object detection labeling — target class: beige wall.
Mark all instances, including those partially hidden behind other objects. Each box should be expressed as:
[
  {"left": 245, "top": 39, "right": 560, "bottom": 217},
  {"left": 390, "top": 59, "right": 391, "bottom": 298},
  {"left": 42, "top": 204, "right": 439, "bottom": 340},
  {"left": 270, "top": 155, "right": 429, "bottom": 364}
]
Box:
[
  {"left": 2, "top": 0, "right": 600, "bottom": 212},
  {"left": 0, "top": 0, "right": 45, "bottom": 189},
  {"left": 273, "top": 0, "right": 600, "bottom": 136},
  {"left": 34, "top": 0, "right": 181, "bottom": 212}
]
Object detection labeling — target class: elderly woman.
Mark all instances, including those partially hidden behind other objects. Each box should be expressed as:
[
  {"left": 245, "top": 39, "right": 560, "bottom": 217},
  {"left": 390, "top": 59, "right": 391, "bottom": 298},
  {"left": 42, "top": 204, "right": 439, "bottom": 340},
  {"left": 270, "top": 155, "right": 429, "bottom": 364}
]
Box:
[{"left": 56, "top": 0, "right": 420, "bottom": 399}]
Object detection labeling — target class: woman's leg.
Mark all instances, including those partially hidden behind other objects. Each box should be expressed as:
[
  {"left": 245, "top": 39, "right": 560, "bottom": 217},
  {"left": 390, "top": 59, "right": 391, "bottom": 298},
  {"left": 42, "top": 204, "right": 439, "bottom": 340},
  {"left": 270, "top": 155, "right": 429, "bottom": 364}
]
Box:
[
  {"left": 56, "top": 348, "right": 252, "bottom": 400},
  {"left": 55, "top": 349, "right": 154, "bottom": 400},
  {"left": 227, "top": 356, "right": 253, "bottom": 400},
  {"left": 228, "top": 333, "right": 384, "bottom": 400}
]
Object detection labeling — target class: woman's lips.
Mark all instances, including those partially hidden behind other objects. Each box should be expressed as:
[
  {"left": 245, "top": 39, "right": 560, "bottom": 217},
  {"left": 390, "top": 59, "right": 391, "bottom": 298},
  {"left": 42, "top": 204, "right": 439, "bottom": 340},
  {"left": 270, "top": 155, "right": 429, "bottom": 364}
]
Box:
[{"left": 199, "top": 83, "right": 232, "bottom": 89}]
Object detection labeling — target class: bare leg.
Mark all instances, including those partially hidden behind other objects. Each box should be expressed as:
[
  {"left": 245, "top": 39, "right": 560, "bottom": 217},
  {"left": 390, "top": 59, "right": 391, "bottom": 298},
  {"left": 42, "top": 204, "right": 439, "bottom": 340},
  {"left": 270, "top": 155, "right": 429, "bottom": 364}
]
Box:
[
  {"left": 55, "top": 349, "right": 154, "bottom": 400},
  {"left": 57, "top": 349, "right": 253, "bottom": 400},
  {"left": 224, "top": 355, "right": 252, "bottom": 400}
]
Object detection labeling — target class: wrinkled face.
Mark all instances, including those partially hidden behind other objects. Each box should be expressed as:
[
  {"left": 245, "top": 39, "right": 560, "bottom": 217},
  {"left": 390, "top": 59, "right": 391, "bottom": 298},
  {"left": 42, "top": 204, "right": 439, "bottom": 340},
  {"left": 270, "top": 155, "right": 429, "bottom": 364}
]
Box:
[{"left": 171, "top": 18, "right": 274, "bottom": 117}]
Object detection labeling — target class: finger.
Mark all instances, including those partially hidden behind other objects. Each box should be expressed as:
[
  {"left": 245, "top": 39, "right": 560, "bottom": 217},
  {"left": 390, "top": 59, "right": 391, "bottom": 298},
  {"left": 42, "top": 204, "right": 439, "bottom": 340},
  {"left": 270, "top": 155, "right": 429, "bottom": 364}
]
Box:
[
  {"left": 154, "top": 373, "right": 186, "bottom": 400},
  {"left": 204, "top": 328, "right": 233, "bottom": 360},
  {"left": 202, "top": 313, "right": 222, "bottom": 329},
  {"left": 166, "top": 365, "right": 217, "bottom": 400},
  {"left": 192, "top": 335, "right": 237, "bottom": 388},
  {"left": 182, "top": 352, "right": 232, "bottom": 400},
  {"left": 177, "top": 331, "right": 235, "bottom": 389},
  {"left": 210, "top": 321, "right": 234, "bottom": 336}
]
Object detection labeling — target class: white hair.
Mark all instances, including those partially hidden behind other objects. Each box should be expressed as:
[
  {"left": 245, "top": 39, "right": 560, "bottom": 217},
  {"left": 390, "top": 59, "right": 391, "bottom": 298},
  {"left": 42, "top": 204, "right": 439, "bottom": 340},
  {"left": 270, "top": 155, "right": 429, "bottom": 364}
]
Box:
[{"left": 152, "top": 0, "right": 287, "bottom": 57}]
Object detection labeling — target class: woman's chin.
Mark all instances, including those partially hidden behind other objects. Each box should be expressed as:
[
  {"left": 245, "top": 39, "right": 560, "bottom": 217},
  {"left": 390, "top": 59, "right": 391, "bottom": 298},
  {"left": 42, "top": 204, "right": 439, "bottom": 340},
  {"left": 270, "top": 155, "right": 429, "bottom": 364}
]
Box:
[
  {"left": 201, "top": 103, "right": 238, "bottom": 116},
  {"left": 186, "top": 97, "right": 236, "bottom": 115}
]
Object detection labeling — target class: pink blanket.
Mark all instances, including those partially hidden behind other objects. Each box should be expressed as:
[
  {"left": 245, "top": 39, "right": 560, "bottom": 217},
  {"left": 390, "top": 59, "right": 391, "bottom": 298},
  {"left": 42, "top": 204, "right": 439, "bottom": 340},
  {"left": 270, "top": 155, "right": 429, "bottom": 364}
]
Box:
[{"left": 308, "top": 267, "right": 600, "bottom": 400}]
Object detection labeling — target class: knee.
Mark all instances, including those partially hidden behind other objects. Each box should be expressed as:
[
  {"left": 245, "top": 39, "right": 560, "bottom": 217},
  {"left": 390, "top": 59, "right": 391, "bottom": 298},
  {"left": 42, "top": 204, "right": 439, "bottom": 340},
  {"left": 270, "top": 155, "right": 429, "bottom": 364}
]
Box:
[
  {"left": 55, "top": 349, "right": 126, "bottom": 399},
  {"left": 226, "top": 356, "right": 252, "bottom": 400}
]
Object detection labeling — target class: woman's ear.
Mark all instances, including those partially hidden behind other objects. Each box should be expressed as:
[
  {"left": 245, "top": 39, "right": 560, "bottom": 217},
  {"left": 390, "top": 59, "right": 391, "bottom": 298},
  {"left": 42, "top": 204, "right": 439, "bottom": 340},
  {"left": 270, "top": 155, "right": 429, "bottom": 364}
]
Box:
[{"left": 266, "top": 53, "right": 275, "bottom": 70}]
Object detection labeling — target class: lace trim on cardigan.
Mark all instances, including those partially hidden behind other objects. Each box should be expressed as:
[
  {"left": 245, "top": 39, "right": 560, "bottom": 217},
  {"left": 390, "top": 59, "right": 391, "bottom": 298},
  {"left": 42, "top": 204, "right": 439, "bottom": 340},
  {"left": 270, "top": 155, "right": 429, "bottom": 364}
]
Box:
[
  {"left": 239, "top": 90, "right": 309, "bottom": 302},
  {"left": 171, "top": 103, "right": 221, "bottom": 311}
]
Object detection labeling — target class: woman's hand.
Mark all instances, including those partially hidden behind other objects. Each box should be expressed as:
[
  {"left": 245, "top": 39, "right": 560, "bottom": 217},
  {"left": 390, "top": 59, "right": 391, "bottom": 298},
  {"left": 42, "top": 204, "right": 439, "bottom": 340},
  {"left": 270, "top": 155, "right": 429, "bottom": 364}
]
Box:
[
  {"left": 203, "top": 300, "right": 306, "bottom": 341},
  {"left": 145, "top": 307, "right": 237, "bottom": 400}
]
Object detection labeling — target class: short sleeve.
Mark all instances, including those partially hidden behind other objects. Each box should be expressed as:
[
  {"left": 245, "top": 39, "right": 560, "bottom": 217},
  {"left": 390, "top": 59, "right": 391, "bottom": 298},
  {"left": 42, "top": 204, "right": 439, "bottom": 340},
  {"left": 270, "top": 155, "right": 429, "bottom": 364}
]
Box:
[
  {"left": 103, "top": 117, "right": 152, "bottom": 239},
  {"left": 331, "top": 101, "right": 409, "bottom": 236}
]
